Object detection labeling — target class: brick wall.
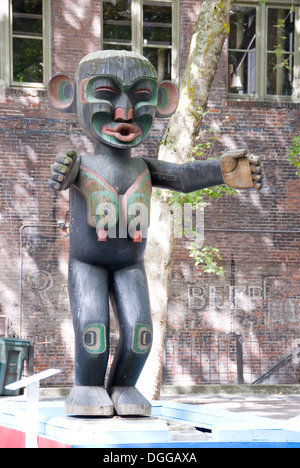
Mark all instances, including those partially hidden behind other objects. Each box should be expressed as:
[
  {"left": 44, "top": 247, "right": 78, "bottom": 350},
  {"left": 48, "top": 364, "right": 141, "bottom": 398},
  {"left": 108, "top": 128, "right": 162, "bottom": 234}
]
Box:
[
  {"left": 164, "top": 34, "right": 300, "bottom": 385},
  {"left": 0, "top": 0, "right": 299, "bottom": 387}
]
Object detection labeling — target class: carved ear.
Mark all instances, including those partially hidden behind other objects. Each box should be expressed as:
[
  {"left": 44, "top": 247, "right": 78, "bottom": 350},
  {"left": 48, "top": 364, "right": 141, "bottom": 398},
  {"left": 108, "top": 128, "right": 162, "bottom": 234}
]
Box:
[
  {"left": 156, "top": 81, "right": 179, "bottom": 118},
  {"left": 48, "top": 74, "right": 76, "bottom": 113}
]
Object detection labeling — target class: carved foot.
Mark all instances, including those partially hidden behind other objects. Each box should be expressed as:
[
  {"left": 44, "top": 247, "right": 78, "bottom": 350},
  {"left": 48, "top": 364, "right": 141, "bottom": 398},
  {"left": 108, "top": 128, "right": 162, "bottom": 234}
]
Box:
[
  {"left": 109, "top": 386, "right": 151, "bottom": 417},
  {"left": 65, "top": 386, "right": 114, "bottom": 416}
]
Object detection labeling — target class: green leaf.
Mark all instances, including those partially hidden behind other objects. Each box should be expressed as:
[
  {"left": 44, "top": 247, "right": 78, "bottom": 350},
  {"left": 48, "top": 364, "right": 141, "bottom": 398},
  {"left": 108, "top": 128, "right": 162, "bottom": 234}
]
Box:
[
  {"left": 189, "top": 245, "right": 224, "bottom": 276},
  {"left": 287, "top": 136, "right": 300, "bottom": 176}
]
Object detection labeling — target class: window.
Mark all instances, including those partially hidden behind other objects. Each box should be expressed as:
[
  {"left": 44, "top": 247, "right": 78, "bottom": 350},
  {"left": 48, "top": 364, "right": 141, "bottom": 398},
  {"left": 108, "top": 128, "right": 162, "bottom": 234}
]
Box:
[
  {"left": 0, "top": 0, "right": 51, "bottom": 88},
  {"left": 101, "top": 0, "right": 179, "bottom": 84},
  {"left": 228, "top": 1, "right": 300, "bottom": 101}
]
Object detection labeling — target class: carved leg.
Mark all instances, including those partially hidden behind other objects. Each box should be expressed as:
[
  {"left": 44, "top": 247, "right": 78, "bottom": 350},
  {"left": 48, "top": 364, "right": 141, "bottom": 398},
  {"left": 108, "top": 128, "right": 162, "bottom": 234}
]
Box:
[
  {"left": 65, "top": 258, "right": 113, "bottom": 416},
  {"left": 107, "top": 262, "right": 153, "bottom": 416}
]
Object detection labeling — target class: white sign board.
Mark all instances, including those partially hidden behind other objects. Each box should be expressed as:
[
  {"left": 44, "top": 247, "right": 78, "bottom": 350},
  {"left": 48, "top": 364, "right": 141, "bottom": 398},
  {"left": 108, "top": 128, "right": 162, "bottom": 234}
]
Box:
[{"left": 5, "top": 368, "right": 61, "bottom": 448}]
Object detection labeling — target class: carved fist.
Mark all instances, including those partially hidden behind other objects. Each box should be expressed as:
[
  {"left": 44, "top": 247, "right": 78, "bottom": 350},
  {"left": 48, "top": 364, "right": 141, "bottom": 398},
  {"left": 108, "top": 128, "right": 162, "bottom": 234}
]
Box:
[
  {"left": 49, "top": 150, "right": 80, "bottom": 191},
  {"left": 220, "top": 149, "right": 264, "bottom": 191}
]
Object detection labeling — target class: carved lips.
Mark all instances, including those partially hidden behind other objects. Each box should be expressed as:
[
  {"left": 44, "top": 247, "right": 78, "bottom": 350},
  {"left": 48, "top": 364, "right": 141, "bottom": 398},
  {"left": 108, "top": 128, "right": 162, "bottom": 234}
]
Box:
[{"left": 102, "top": 123, "right": 142, "bottom": 142}]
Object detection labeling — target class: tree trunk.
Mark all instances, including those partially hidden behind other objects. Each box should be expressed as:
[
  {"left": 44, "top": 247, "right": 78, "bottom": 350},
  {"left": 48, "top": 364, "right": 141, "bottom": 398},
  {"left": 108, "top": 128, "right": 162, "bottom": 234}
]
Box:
[{"left": 137, "top": 0, "right": 234, "bottom": 400}]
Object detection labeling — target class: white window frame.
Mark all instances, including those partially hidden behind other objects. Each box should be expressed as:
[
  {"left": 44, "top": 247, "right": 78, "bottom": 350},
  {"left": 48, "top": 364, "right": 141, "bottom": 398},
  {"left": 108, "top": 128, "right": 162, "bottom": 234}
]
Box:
[
  {"left": 0, "top": 0, "right": 51, "bottom": 89},
  {"left": 228, "top": 0, "right": 300, "bottom": 102},
  {"left": 100, "top": 0, "right": 179, "bottom": 85}
]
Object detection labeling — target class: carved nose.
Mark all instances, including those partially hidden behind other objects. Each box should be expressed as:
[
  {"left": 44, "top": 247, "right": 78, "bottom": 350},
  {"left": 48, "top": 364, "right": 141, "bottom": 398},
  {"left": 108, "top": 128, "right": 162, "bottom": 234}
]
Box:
[
  {"left": 114, "top": 107, "right": 134, "bottom": 122},
  {"left": 114, "top": 93, "right": 134, "bottom": 122}
]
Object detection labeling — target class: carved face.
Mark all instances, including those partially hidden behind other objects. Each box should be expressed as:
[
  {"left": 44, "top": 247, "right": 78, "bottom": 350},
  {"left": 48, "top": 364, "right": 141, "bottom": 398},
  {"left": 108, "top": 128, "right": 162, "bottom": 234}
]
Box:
[
  {"left": 78, "top": 74, "right": 158, "bottom": 148},
  {"left": 48, "top": 50, "right": 179, "bottom": 149}
]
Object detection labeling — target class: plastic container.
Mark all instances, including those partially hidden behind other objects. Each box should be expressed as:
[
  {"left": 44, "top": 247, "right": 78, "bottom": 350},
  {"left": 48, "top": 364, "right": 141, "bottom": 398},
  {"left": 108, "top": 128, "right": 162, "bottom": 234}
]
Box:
[{"left": 0, "top": 338, "right": 31, "bottom": 396}]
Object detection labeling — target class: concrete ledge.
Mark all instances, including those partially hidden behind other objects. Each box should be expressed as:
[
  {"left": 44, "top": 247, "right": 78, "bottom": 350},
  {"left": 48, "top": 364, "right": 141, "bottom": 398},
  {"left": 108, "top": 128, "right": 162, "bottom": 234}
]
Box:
[
  {"left": 37, "top": 384, "right": 300, "bottom": 399},
  {"left": 160, "top": 384, "right": 300, "bottom": 396},
  {"left": 39, "top": 387, "right": 71, "bottom": 398}
]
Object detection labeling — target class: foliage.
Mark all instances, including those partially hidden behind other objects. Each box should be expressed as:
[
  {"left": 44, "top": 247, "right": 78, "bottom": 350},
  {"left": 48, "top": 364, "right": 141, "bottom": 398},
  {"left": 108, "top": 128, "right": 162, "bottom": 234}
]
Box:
[
  {"left": 189, "top": 245, "right": 224, "bottom": 276},
  {"left": 13, "top": 38, "right": 43, "bottom": 83},
  {"left": 168, "top": 181, "right": 234, "bottom": 277},
  {"left": 272, "top": 7, "right": 295, "bottom": 72},
  {"left": 287, "top": 136, "right": 300, "bottom": 176},
  {"left": 157, "top": 113, "right": 237, "bottom": 276}
]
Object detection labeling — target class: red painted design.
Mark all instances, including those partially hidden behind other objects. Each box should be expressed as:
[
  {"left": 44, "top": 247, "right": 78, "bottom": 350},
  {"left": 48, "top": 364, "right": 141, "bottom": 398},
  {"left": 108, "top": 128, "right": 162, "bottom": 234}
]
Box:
[{"left": 0, "top": 425, "right": 71, "bottom": 448}]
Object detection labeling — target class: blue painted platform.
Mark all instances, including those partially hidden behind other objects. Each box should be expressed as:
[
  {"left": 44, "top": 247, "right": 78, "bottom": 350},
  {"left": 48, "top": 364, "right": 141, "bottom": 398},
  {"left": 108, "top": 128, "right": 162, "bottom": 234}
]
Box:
[
  {"left": 0, "top": 397, "right": 299, "bottom": 448},
  {"left": 153, "top": 401, "right": 300, "bottom": 445}
]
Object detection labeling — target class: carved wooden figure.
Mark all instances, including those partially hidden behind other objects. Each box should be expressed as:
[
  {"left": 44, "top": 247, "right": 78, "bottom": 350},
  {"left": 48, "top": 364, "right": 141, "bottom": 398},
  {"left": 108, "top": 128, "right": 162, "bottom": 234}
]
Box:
[{"left": 48, "top": 50, "right": 263, "bottom": 417}]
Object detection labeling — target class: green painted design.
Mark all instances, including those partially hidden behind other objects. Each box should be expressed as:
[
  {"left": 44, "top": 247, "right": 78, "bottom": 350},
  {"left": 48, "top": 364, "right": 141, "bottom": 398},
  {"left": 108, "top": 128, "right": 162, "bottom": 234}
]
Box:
[
  {"left": 126, "top": 173, "right": 152, "bottom": 228},
  {"left": 77, "top": 167, "right": 119, "bottom": 229},
  {"left": 158, "top": 88, "right": 168, "bottom": 109},
  {"left": 136, "top": 114, "right": 154, "bottom": 142},
  {"left": 77, "top": 166, "right": 152, "bottom": 238},
  {"left": 132, "top": 323, "right": 152, "bottom": 354},
  {"left": 59, "top": 81, "right": 72, "bottom": 102},
  {"left": 83, "top": 323, "right": 106, "bottom": 354}
]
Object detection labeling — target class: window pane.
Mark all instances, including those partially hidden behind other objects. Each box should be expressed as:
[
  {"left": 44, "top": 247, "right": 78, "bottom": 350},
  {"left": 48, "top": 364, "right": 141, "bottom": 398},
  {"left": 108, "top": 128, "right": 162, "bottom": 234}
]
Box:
[
  {"left": 143, "top": 1, "right": 172, "bottom": 46},
  {"left": 103, "top": 0, "right": 132, "bottom": 43},
  {"left": 267, "top": 8, "right": 295, "bottom": 53},
  {"left": 267, "top": 52, "right": 294, "bottom": 96},
  {"left": 13, "top": 38, "right": 43, "bottom": 83},
  {"left": 12, "top": 0, "right": 44, "bottom": 84},
  {"left": 143, "top": 47, "right": 171, "bottom": 81},
  {"left": 228, "top": 6, "right": 256, "bottom": 95},
  {"left": 12, "top": 0, "right": 42, "bottom": 15},
  {"left": 229, "top": 52, "right": 256, "bottom": 95},
  {"left": 229, "top": 6, "right": 256, "bottom": 52},
  {"left": 13, "top": 15, "right": 43, "bottom": 36},
  {"left": 101, "top": 0, "right": 178, "bottom": 82},
  {"left": 103, "top": 43, "right": 131, "bottom": 51},
  {"left": 267, "top": 8, "right": 295, "bottom": 97}
]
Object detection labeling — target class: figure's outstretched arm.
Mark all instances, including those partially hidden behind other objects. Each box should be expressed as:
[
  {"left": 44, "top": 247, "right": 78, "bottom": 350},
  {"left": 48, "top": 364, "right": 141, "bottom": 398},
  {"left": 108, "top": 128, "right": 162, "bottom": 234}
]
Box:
[
  {"left": 48, "top": 150, "right": 81, "bottom": 191},
  {"left": 143, "top": 157, "right": 223, "bottom": 193},
  {"left": 143, "top": 149, "right": 263, "bottom": 193}
]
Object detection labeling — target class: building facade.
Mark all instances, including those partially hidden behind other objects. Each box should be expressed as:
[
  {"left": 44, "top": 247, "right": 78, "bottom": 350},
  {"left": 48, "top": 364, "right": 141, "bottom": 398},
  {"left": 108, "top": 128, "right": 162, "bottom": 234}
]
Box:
[{"left": 0, "top": 0, "right": 299, "bottom": 387}]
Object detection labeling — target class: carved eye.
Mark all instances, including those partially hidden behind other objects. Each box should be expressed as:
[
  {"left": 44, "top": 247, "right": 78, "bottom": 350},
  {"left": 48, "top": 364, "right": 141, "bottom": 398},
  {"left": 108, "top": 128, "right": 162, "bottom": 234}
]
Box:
[
  {"left": 93, "top": 86, "right": 117, "bottom": 100},
  {"left": 133, "top": 88, "right": 152, "bottom": 101}
]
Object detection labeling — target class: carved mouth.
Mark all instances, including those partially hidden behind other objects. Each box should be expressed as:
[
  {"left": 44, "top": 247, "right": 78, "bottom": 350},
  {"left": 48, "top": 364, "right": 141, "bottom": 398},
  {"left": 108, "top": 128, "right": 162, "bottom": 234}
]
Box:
[{"left": 102, "top": 123, "right": 142, "bottom": 142}]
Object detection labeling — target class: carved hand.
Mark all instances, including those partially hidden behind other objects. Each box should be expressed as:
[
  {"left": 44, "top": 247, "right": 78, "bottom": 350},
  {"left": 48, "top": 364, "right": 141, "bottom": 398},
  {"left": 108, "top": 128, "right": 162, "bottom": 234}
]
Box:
[
  {"left": 220, "top": 149, "right": 264, "bottom": 191},
  {"left": 49, "top": 150, "right": 81, "bottom": 191}
]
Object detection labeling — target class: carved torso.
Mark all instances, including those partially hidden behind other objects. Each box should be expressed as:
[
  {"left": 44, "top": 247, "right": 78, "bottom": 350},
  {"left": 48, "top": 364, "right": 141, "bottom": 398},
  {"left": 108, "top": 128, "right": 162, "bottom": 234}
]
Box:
[{"left": 69, "top": 152, "right": 152, "bottom": 269}]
